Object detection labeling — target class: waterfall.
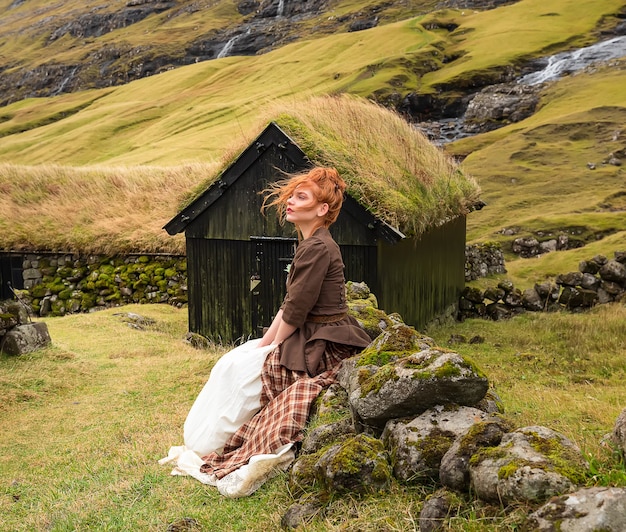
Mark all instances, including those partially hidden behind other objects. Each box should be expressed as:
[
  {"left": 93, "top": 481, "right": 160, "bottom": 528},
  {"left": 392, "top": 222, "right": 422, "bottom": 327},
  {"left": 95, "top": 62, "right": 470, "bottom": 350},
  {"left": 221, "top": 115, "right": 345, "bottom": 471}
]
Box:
[
  {"left": 519, "top": 35, "right": 626, "bottom": 85},
  {"left": 277, "top": 0, "right": 285, "bottom": 17},
  {"left": 217, "top": 35, "right": 238, "bottom": 59},
  {"left": 217, "top": 28, "right": 252, "bottom": 59},
  {"left": 53, "top": 66, "right": 79, "bottom": 95}
]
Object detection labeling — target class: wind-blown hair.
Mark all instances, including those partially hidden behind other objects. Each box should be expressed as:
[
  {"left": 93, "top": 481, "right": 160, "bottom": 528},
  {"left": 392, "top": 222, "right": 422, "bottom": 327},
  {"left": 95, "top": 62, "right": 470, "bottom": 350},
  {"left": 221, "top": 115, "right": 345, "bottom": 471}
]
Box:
[{"left": 262, "top": 167, "right": 346, "bottom": 228}]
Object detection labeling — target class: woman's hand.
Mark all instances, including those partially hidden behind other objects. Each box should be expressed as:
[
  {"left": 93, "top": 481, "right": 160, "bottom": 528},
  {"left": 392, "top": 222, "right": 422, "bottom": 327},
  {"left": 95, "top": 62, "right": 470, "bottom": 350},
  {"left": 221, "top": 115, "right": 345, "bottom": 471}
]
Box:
[{"left": 258, "top": 309, "right": 296, "bottom": 347}]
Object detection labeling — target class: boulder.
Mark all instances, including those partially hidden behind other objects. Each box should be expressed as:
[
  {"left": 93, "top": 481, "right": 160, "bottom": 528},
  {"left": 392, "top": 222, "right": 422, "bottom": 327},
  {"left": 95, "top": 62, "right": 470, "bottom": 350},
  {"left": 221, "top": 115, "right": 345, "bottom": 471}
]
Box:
[
  {"left": 340, "top": 345, "right": 489, "bottom": 429},
  {"left": 439, "top": 417, "right": 512, "bottom": 491},
  {"left": 526, "top": 487, "right": 626, "bottom": 531},
  {"left": 521, "top": 287, "right": 544, "bottom": 311},
  {"left": 599, "top": 259, "right": 626, "bottom": 285},
  {"left": 314, "top": 434, "right": 392, "bottom": 495},
  {"left": 0, "top": 322, "right": 51, "bottom": 356},
  {"left": 419, "top": 489, "right": 462, "bottom": 532},
  {"left": 383, "top": 405, "right": 492, "bottom": 483},
  {"left": 469, "top": 426, "right": 588, "bottom": 504}
]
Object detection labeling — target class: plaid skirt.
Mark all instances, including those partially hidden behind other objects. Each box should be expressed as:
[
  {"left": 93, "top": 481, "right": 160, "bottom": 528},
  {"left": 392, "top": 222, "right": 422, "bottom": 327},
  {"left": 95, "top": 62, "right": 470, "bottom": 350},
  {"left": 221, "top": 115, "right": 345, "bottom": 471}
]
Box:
[{"left": 199, "top": 342, "right": 354, "bottom": 479}]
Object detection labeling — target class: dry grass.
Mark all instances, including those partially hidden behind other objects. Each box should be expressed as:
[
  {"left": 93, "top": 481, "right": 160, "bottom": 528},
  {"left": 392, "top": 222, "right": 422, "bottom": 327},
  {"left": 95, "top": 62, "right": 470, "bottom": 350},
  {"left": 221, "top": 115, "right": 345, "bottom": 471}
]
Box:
[
  {"left": 270, "top": 95, "right": 481, "bottom": 235},
  {"left": 0, "top": 162, "right": 222, "bottom": 254},
  {"left": 0, "top": 95, "right": 479, "bottom": 252},
  {"left": 209, "top": 94, "right": 480, "bottom": 237}
]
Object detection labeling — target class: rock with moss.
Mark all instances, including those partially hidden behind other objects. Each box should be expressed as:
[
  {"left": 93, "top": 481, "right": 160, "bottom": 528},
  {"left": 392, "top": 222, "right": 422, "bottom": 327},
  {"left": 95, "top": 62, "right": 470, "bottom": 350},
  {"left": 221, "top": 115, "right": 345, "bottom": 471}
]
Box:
[
  {"left": 469, "top": 425, "right": 589, "bottom": 505},
  {"left": 524, "top": 486, "right": 626, "bottom": 531},
  {"left": 439, "top": 417, "right": 513, "bottom": 492},
  {"left": 300, "top": 418, "right": 355, "bottom": 455},
  {"left": 289, "top": 451, "right": 323, "bottom": 496},
  {"left": 313, "top": 383, "right": 350, "bottom": 421},
  {"left": 346, "top": 281, "right": 396, "bottom": 340},
  {"left": 339, "top": 330, "right": 489, "bottom": 428},
  {"left": 383, "top": 405, "right": 493, "bottom": 483},
  {"left": 315, "top": 434, "right": 392, "bottom": 495},
  {"left": 0, "top": 304, "right": 20, "bottom": 333}
]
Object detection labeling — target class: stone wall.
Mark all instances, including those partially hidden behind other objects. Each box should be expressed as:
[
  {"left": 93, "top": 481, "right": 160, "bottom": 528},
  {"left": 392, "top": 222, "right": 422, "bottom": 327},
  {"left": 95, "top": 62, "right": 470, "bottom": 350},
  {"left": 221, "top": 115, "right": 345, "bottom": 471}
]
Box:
[
  {"left": 17, "top": 253, "right": 187, "bottom": 317},
  {"left": 460, "top": 251, "right": 626, "bottom": 320},
  {"left": 464, "top": 242, "right": 507, "bottom": 281}
]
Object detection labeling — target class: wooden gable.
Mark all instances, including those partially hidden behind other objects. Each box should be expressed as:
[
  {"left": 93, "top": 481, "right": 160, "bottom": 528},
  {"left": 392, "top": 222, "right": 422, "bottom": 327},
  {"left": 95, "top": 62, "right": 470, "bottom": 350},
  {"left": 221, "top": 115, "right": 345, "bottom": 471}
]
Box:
[{"left": 164, "top": 122, "right": 403, "bottom": 246}]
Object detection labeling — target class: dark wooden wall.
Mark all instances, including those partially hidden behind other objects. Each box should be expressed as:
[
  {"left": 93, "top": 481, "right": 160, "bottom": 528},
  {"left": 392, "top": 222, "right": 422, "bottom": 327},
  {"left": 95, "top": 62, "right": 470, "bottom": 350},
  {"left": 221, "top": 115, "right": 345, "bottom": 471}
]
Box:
[{"left": 376, "top": 216, "right": 466, "bottom": 331}]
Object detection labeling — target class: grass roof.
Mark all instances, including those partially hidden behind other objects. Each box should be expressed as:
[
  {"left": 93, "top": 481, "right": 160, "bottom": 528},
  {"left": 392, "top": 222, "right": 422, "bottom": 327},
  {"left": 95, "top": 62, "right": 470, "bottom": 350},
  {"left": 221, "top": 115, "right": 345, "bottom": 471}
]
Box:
[{"left": 203, "top": 94, "right": 481, "bottom": 237}]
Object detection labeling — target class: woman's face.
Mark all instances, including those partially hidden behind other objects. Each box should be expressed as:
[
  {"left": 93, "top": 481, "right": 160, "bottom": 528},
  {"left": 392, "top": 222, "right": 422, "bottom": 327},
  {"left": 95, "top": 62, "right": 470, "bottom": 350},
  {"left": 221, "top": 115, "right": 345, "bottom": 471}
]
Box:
[{"left": 285, "top": 184, "right": 328, "bottom": 227}]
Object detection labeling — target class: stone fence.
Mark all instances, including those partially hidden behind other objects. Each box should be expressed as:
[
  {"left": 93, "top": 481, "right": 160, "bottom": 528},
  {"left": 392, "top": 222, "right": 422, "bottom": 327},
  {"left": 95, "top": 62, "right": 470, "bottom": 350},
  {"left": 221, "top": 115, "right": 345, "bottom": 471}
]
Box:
[
  {"left": 460, "top": 251, "right": 626, "bottom": 320},
  {"left": 464, "top": 242, "right": 507, "bottom": 281},
  {"left": 2, "top": 244, "right": 500, "bottom": 318},
  {"left": 15, "top": 252, "right": 187, "bottom": 317}
]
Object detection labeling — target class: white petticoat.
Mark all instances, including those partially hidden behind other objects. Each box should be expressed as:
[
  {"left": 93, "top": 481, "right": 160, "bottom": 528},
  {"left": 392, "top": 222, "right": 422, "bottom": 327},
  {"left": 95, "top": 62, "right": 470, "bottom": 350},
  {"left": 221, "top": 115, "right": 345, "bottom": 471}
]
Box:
[{"left": 159, "top": 339, "right": 295, "bottom": 497}]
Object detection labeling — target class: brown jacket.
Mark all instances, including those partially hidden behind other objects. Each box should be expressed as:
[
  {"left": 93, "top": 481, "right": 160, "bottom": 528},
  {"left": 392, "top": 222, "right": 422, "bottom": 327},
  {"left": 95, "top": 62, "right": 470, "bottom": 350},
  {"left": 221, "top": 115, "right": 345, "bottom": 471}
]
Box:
[{"left": 279, "top": 227, "right": 371, "bottom": 375}]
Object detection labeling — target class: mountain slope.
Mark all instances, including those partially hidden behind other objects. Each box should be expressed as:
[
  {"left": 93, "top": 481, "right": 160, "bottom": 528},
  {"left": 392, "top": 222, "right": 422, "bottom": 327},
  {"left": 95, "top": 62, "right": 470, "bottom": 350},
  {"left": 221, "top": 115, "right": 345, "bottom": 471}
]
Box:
[
  {"left": 0, "top": 0, "right": 625, "bottom": 287},
  {"left": 0, "top": 0, "right": 622, "bottom": 166}
]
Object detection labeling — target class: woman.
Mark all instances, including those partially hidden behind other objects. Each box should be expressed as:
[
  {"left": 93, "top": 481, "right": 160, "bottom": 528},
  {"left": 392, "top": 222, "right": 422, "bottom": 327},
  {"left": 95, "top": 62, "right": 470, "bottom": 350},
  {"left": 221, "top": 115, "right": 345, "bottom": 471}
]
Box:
[{"left": 162, "top": 167, "right": 371, "bottom": 497}]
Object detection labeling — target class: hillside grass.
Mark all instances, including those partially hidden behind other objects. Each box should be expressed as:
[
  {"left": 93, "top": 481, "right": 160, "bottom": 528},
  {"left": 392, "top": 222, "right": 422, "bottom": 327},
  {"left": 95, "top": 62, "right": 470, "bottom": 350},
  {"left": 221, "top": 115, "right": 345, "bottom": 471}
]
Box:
[
  {"left": 450, "top": 59, "right": 626, "bottom": 289},
  {"left": 0, "top": 0, "right": 622, "bottom": 166},
  {"left": 1, "top": 303, "right": 625, "bottom": 531},
  {"left": 421, "top": 0, "right": 625, "bottom": 89}
]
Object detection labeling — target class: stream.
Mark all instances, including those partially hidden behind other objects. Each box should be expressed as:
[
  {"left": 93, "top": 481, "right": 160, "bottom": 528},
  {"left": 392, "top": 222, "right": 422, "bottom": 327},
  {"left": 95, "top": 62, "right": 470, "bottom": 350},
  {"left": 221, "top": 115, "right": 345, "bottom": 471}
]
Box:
[{"left": 418, "top": 35, "right": 626, "bottom": 145}]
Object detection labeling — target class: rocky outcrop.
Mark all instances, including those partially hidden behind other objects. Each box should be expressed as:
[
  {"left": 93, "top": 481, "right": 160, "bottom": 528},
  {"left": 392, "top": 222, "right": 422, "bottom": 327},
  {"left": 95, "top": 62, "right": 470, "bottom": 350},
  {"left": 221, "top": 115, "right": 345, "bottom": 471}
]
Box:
[
  {"left": 0, "top": 0, "right": 526, "bottom": 124},
  {"left": 511, "top": 234, "right": 573, "bottom": 258},
  {"left": 463, "top": 82, "right": 541, "bottom": 133},
  {"left": 0, "top": 0, "right": 383, "bottom": 106},
  {"left": 282, "top": 298, "right": 596, "bottom": 529},
  {"left": 47, "top": 2, "right": 176, "bottom": 42},
  {"left": 469, "top": 426, "right": 588, "bottom": 504}
]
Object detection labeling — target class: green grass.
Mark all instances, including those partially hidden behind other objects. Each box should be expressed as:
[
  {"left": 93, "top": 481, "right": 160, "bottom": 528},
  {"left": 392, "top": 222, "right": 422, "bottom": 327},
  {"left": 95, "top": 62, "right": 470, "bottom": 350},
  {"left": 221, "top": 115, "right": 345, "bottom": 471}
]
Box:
[
  {"left": 1, "top": 303, "right": 625, "bottom": 531},
  {"left": 0, "top": 0, "right": 622, "bottom": 166}
]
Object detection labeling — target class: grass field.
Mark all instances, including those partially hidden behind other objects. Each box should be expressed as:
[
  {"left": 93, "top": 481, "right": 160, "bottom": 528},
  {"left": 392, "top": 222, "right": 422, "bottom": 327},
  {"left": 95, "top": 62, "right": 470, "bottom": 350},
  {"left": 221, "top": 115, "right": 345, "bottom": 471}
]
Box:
[{"left": 1, "top": 303, "right": 624, "bottom": 531}]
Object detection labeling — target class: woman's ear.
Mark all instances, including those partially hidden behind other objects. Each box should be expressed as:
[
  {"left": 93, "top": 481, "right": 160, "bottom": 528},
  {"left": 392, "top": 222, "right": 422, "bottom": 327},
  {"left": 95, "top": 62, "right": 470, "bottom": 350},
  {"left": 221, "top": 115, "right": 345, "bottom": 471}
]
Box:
[{"left": 317, "top": 202, "right": 329, "bottom": 217}]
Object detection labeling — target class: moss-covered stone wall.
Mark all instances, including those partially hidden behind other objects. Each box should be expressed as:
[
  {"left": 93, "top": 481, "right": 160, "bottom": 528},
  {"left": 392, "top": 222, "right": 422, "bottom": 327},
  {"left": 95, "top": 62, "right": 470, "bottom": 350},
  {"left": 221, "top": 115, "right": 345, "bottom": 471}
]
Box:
[{"left": 18, "top": 253, "right": 187, "bottom": 316}]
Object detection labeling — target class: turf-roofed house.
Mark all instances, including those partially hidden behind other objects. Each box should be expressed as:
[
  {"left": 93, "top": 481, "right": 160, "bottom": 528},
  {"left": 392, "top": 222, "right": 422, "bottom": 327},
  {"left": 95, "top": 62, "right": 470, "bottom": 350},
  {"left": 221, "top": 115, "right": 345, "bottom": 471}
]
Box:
[{"left": 164, "top": 95, "right": 481, "bottom": 343}]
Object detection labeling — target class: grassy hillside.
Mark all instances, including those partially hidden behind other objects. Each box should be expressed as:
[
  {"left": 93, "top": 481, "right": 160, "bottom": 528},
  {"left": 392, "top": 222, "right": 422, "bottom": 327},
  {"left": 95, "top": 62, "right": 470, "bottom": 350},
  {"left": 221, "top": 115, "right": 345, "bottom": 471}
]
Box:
[
  {"left": 0, "top": 0, "right": 624, "bottom": 284},
  {"left": 0, "top": 0, "right": 622, "bottom": 165},
  {"left": 0, "top": 0, "right": 437, "bottom": 70}
]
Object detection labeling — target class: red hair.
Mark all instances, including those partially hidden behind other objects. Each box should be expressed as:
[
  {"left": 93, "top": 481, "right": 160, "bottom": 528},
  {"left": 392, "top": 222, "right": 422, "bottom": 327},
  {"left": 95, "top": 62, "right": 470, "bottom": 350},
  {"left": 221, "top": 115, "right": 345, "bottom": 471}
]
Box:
[{"left": 262, "top": 167, "right": 346, "bottom": 228}]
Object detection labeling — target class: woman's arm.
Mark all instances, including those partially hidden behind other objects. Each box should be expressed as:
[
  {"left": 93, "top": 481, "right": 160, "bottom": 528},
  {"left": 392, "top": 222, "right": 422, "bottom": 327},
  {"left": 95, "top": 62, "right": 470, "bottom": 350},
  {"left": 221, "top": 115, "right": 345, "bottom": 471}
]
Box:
[{"left": 258, "top": 309, "right": 297, "bottom": 347}]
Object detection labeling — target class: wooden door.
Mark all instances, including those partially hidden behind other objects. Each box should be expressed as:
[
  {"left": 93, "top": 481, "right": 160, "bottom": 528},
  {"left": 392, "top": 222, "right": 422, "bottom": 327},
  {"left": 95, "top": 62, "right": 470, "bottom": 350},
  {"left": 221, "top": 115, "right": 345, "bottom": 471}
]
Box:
[{"left": 250, "top": 236, "right": 296, "bottom": 337}]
